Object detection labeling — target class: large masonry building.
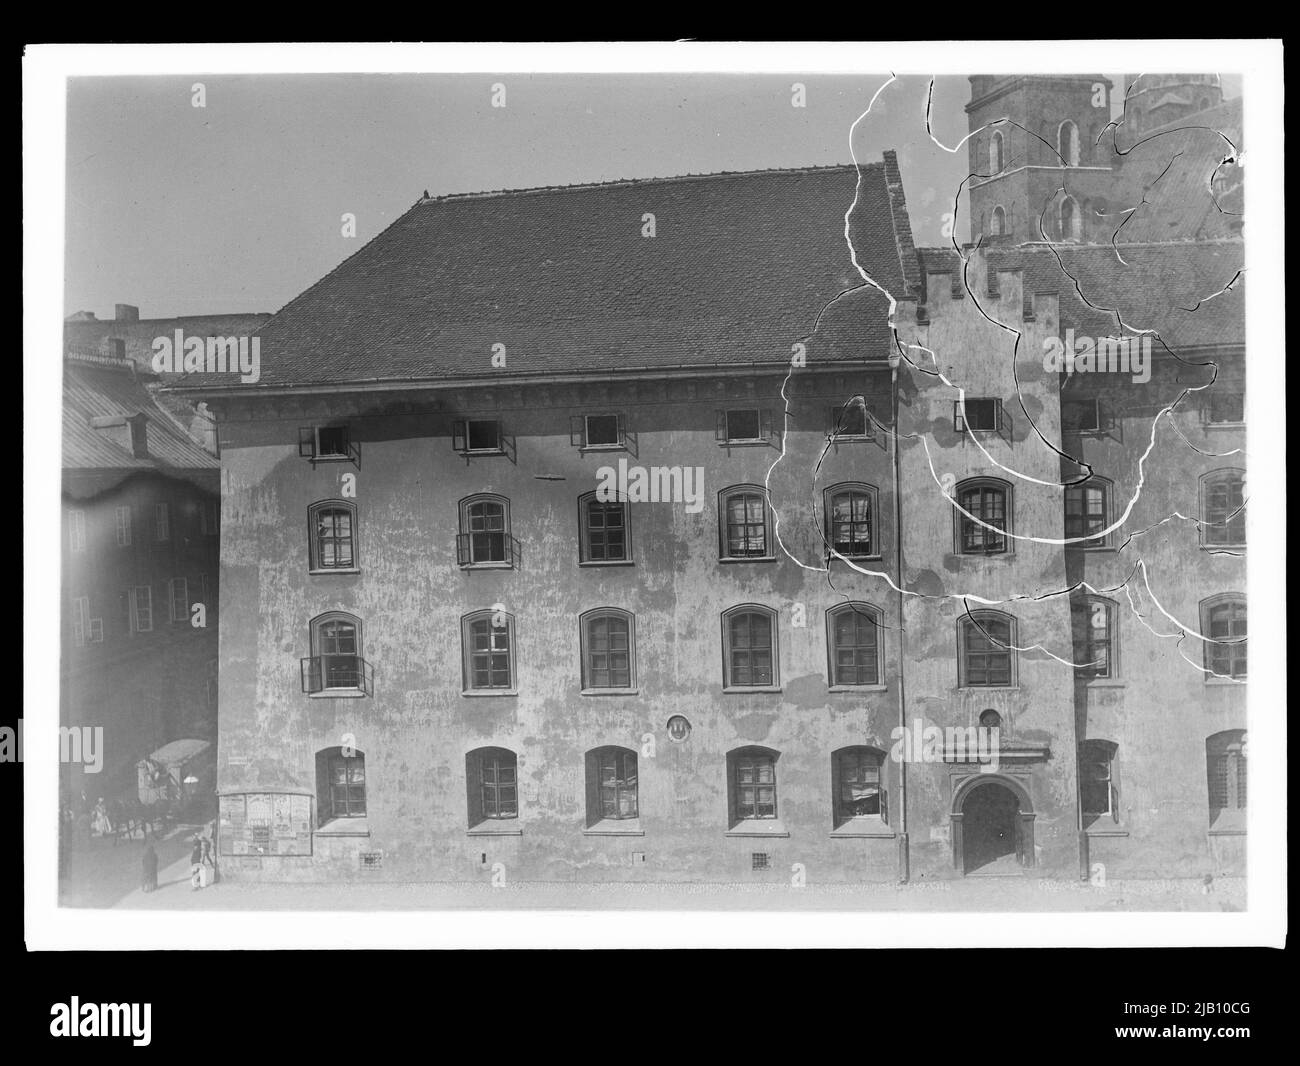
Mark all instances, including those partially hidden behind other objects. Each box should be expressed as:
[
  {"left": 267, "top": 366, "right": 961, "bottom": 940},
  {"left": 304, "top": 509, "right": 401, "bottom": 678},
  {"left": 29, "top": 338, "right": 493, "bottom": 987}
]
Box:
[{"left": 180, "top": 75, "right": 1244, "bottom": 884}]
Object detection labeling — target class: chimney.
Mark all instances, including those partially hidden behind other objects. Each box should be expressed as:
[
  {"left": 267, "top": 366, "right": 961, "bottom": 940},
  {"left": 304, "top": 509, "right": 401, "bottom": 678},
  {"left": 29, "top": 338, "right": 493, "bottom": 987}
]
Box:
[{"left": 115, "top": 304, "right": 140, "bottom": 324}]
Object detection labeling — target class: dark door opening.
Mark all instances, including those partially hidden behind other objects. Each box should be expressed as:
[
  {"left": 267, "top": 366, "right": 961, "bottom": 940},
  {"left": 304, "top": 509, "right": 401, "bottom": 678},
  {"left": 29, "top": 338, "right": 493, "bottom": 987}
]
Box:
[{"left": 962, "top": 783, "right": 1020, "bottom": 874}]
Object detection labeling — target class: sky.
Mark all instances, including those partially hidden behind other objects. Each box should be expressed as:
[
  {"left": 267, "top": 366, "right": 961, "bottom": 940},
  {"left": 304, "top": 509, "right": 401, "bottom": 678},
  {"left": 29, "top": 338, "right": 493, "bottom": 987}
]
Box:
[{"left": 63, "top": 72, "right": 1239, "bottom": 319}]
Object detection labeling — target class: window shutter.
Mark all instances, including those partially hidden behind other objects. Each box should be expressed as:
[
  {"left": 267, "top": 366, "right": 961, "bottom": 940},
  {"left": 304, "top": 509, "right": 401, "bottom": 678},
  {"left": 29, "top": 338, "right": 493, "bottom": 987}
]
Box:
[
  {"left": 715, "top": 411, "right": 727, "bottom": 441},
  {"left": 993, "top": 399, "right": 1004, "bottom": 432},
  {"left": 616, "top": 412, "right": 627, "bottom": 446},
  {"left": 298, "top": 427, "right": 315, "bottom": 458},
  {"left": 502, "top": 434, "right": 517, "bottom": 464},
  {"left": 760, "top": 409, "right": 773, "bottom": 442},
  {"left": 569, "top": 416, "right": 584, "bottom": 447},
  {"left": 451, "top": 420, "right": 467, "bottom": 453},
  {"left": 953, "top": 402, "right": 965, "bottom": 433}
]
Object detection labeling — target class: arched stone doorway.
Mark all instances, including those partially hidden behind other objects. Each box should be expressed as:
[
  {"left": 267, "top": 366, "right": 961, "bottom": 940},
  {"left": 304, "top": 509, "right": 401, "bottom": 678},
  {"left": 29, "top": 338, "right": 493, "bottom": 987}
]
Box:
[{"left": 951, "top": 775, "right": 1036, "bottom": 874}]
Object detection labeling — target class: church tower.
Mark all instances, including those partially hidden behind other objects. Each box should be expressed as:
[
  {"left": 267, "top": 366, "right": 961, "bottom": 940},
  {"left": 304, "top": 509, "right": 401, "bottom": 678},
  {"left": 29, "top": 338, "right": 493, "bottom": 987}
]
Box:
[
  {"left": 965, "top": 75, "right": 1115, "bottom": 246},
  {"left": 1122, "top": 74, "right": 1223, "bottom": 135}
]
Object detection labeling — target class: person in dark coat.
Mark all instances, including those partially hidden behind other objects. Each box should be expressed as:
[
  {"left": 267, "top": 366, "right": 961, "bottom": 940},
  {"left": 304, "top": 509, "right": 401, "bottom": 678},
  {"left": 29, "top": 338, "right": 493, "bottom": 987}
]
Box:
[
  {"left": 141, "top": 843, "right": 158, "bottom": 893},
  {"left": 190, "top": 835, "right": 205, "bottom": 890}
]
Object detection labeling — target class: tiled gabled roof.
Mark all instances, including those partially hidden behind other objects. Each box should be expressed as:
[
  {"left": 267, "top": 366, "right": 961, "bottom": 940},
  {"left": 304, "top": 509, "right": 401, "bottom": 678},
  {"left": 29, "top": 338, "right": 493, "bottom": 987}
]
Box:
[
  {"left": 63, "top": 355, "right": 218, "bottom": 494},
  {"left": 170, "top": 158, "right": 917, "bottom": 393}
]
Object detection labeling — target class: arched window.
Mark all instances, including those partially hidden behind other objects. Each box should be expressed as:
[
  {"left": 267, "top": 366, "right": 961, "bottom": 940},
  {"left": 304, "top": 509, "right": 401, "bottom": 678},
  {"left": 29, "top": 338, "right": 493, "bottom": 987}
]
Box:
[
  {"left": 308, "top": 499, "right": 357, "bottom": 571},
  {"left": 990, "top": 205, "right": 1006, "bottom": 236},
  {"left": 989, "top": 130, "right": 1004, "bottom": 174},
  {"left": 1206, "top": 730, "right": 1247, "bottom": 828},
  {"left": 1200, "top": 595, "right": 1247, "bottom": 680},
  {"left": 832, "top": 746, "right": 887, "bottom": 827},
  {"left": 955, "top": 477, "right": 1011, "bottom": 555},
  {"left": 1057, "top": 120, "right": 1079, "bottom": 166},
  {"left": 579, "top": 608, "right": 636, "bottom": 691},
  {"left": 722, "top": 605, "right": 779, "bottom": 689},
  {"left": 315, "top": 746, "right": 365, "bottom": 826},
  {"left": 303, "top": 612, "right": 367, "bottom": 694},
  {"left": 1080, "top": 739, "right": 1118, "bottom": 824},
  {"left": 826, "top": 602, "right": 883, "bottom": 687},
  {"left": 1071, "top": 595, "right": 1117, "bottom": 678},
  {"left": 1200, "top": 469, "right": 1246, "bottom": 547},
  {"left": 728, "top": 746, "right": 779, "bottom": 825},
  {"left": 466, "top": 747, "right": 518, "bottom": 827},
  {"left": 719, "top": 485, "right": 773, "bottom": 560},
  {"left": 1064, "top": 476, "right": 1112, "bottom": 547},
  {"left": 578, "top": 490, "right": 631, "bottom": 564},
  {"left": 1130, "top": 106, "right": 1143, "bottom": 133},
  {"left": 457, "top": 493, "right": 514, "bottom": 567},
  {"left": 958, "top": 610, "right": 1016, "bottom": 687},
  {"left": 585, "top": 746, "right": 639, "bottom": 826},
  {"left": 461, "top": 609, "right": 517, "bottom": 693},
  {"left": 824, "top": 483, "right": 878, "bottom": 559},
  {"left": 1059, "top": 196, "right": 1079, "bottom": 241}
]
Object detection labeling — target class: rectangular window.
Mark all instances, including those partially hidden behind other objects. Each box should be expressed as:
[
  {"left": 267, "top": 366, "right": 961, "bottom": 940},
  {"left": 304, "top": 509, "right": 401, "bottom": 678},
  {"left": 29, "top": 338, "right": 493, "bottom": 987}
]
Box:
[
  {"left": 1064, "top": 482, "right": 1109, "bottom": 545},
  {"left": 481, "top": 754, "right": 518, "bottom": 819},
  {"left": 838, "top": 751, "right": 882, "bottom": 819},
  {"left": 1081, "top": 747, "right": 1114, "bottom": 818},
  {"left": 954, "top": 397, "right": 1002, "bottom": 433},
  {"left": 831, "top": 608, "right": 880, "bottom": 686},
  {"left": 1206, "top": 391, "right": 1244, "bottom": 425},
  {"left": 1205, "top": 601, "right": 1247, "bottom": 679},
  {"left": 583, "top": 499, "right": 627, "bottom": 562},
  {"left": 1062, "top": 398, "right": 1101, "bottom": 432},
  {"left": 831, "top": 404, "right": 871, "bottom": 439},
  {"left": 316, "top": 426, "right": 350, "bottom": 458},
  {"left": 599, "top": 750, "right": 639, "bottom": 820},
  {"left": 1072, "top": 600, "right": 1114, "bottom": 678},
  {"left": 155, "top": 503, "right": 170, "bottom": 542},
  {"left": 169, "top": 578, "right": 189, "bottom": 623},
  {"left": 724, "top": 492, "right": 769, "bottom": 558},
  {"left": 962, "top": 617, "right": 1013, "bottom": 686},
  {"left": 115, "top": 506, "right": 132, "bottom": 547},
  {"left": 71, "top": 596, "right": 89, "bottom": 647},
  {"left": 727, "top": 612, "right": 775, "bottom": 687},
  {"left": 735, "top": 756, "right": 777, "bottom": 820},
  {"left": 585, "top": 614, "right": 632, "bottom": 689},
  {"left": 129, "top": 586, "right": 153, "bottom": 633},
  {"left": 468, "top": 618, "right": 513, "bottom": 690},
  {"left": 199, "top": 500, "right": 218, "bottom": 536},
  {"left": 585, "top": 414, "right": 622, "bottom": 447},
  {"left": 68, "top": 510, "right": 86, "bottom": 553}
]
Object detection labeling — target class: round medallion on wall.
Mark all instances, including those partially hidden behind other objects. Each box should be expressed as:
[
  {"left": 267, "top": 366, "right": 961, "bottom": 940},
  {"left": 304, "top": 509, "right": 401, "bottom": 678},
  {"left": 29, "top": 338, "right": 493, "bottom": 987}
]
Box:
[{"left": 666, "top": 715, "right": 692, "bottom": 743}]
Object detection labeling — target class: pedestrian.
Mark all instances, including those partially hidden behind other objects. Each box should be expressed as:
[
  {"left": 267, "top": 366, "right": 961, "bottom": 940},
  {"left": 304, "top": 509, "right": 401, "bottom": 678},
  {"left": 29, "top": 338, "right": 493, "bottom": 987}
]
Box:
[
  {"left": 201, "top": 832, "right": 218, "bottom": 884},
  {"left": 189, "top": 835, "right": 205, "bottom": 890},
  {"left": 142, "top": 842, "right": 158, "bottom": 893},
  {"left": 91, "top": 797, "right": 113, "bottom": 837}
]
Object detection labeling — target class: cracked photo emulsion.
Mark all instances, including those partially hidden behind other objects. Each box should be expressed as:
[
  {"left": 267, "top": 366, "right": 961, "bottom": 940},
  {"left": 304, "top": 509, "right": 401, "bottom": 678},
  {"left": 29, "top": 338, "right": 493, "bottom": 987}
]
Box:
[{"left": 37, "top": 51, "right": 1282, "bottom": 944}]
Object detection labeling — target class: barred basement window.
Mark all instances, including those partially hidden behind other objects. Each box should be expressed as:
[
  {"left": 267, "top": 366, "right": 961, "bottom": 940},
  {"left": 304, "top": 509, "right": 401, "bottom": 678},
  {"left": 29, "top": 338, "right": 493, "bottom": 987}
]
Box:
[
  {"left": 1201, "top": 595, "right": 1247, "bottom": 680},
  {"left": 316, "top": 747, "right": 365, "bottom": 824},
  {"left": 1064, "top": 477, "right": 1111, "bottom": 547},
  {"left": 826, "top": 602, "right": 882, "bottom": 687},
  {"left": 309, "top": 500, "right": 357, "bottom": 570},
  {"left": 1201, "top": 469, "right": 1246, "bottom": 547},
  {"left": 461, "top": 610, "right": 516, "bottom": 693},
  {"left": 1071, "top": 596, "right": 1117, "bottom": 679},
  {"left": 580, "top": 608, "right": 636, "bottom": 691},
  {"left": 1206, "top": 730, "right": 1247, "bottom": 828},
  {"left": 955, "top": 478, "right": 1011, "bottom": 555},
  {"left": 729, "top": 747, "right": 779, "bottom": 823},
  {"left": 1080, "top": 739, "right": 1118, "bottom": 823},
  {"left": 719, "top": 485, "right": 772, "bottom": 560},
  {"left": 958, "top": 610, "right": 1016, "bottom": 687},
  {"left": 824, "top": 483, "right": 878, "bottom": 559},
  {"left": 722, "top": 605, "right": 778, "bottom": 689},
  {"left": 751, "top": 852, "right": 771, "bottom": 871},
  {"left": 578, "top": 491, "right": 630, "bottom": 564},
  {"left": 466, "top": 747, "right": 519, "bottom": 825}
]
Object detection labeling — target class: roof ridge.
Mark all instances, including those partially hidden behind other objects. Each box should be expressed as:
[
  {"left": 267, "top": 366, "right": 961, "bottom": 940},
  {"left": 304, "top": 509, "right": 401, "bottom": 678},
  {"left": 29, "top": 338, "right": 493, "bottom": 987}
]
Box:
[{"left": 418, "top": 163, "right": 872, "bottom": 204}]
